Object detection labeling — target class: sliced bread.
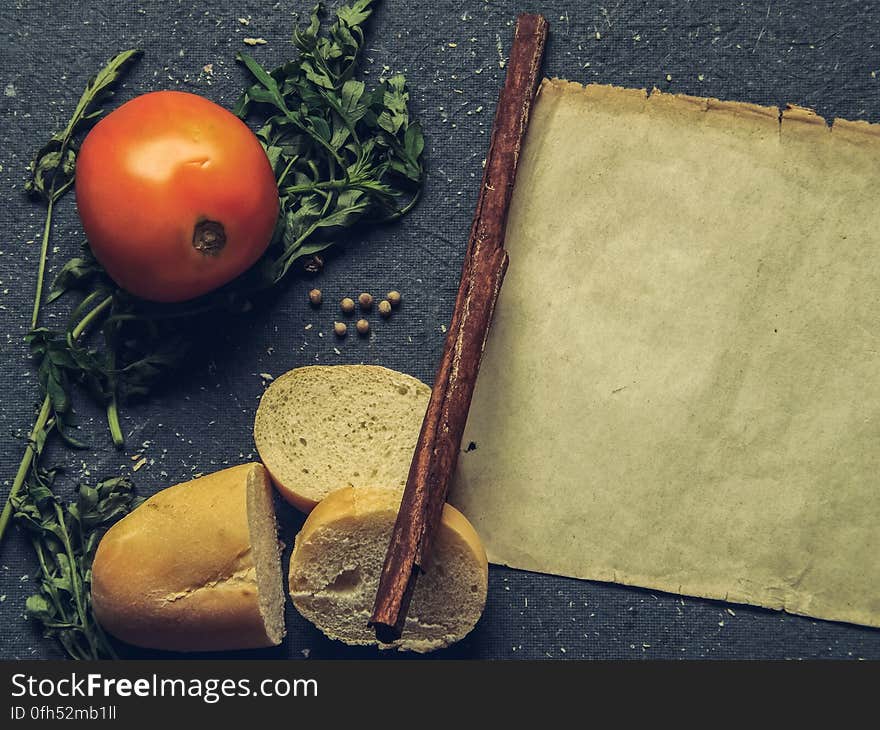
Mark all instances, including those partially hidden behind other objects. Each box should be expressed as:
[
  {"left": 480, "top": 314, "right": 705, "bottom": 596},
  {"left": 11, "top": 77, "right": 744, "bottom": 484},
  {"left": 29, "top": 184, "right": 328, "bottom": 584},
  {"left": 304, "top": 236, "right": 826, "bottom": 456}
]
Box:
[
  {"left": 254, "top": 365, "right": 431, "bottom": 512},
  {"left": 289, "top": 485, "right": 488, "bottom": 652},
  {"left": 91, "top": 463, "right": 285, "bottom": 652}
]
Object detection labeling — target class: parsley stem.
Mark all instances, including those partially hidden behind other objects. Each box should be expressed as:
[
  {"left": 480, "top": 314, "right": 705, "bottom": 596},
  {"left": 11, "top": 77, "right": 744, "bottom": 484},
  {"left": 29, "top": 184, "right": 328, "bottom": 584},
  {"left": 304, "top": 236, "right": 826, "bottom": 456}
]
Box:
[
  {"left": 33, "top": 539, "right": 73, "bottom": 642},
  {"left": 53, "top": 500, "right": 99, "bottom": 659},
  {"left": 71, "top": 294, "right": 113, "bottom": 338},
  {"left": 107, "top": 397, "right": 123, "bottom": 449},
  {"left": 29, "top": 111, "right": 76, "bottom": 333},
  {"left": 276, "top": 155, "right": 299, "bottom": 188},
  {"left": 105, "top": 345, "right": 124, "bottom": 449},
  {"left": 0, "top": 394, "right": 52, "bottom": 544},
  {"left": 30, "top": 196, "right": 55, "bottom": 329},
  {"left": 71, "top": 294, "right": 123, "bottom": 447},
  {"left": 72, "top": 294, "right": 124, "bottom": 447},
  {"left": 0, "top": 294, "right": 114, "bottom": 545},
  {"left": 285, "top": 110, "right": 345, "bottom": 168},
  {"left": 376, "top": 185, "right": 422, "bottom": 223},
  {"left": 281, "top": 178, "right": 351, "bottom": 195}
]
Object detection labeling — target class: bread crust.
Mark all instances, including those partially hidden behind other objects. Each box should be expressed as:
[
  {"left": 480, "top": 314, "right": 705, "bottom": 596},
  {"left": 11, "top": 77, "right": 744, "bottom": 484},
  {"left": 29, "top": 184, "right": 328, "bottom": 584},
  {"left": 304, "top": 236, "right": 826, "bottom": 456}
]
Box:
[
  {"left": 91, "top": 463, "right": 281, "bottom": 652},
  {"left": 289, "top": 486, "right": 488, "bottom": 651}
]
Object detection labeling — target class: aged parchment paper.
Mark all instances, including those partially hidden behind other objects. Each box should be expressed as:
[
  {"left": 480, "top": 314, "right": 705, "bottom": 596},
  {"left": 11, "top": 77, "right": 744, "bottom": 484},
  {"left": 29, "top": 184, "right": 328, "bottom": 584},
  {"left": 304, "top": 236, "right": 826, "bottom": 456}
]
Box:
[{"left": 450, "top": 79, "right": 880, "bottom": 627}]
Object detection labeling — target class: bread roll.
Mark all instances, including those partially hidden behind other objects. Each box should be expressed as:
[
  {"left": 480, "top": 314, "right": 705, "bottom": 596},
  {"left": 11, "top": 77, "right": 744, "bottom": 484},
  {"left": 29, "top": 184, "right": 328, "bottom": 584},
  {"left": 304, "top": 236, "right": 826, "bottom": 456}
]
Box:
[
  {"left": 289, "top": 486, "right": 488, "bottom": 652},
  {"left": 91, "top": 463, "right": 285, "bottom": 652},
  {"left": 254, "top": 365, "right": 431, "bottom": 512}
]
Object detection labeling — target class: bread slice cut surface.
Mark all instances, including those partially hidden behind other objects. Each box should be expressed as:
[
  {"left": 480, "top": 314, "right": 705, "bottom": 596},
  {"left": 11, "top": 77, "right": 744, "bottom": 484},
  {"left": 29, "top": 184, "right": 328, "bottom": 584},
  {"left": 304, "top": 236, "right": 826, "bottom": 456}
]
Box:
[{"left": 254, "top": 365, "right": 431, "bottom": 512}]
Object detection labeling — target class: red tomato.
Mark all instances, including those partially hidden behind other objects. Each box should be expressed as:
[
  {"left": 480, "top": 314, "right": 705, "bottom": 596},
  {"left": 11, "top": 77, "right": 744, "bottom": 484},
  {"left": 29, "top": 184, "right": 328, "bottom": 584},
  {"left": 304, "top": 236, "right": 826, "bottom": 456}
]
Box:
[{"left": 75, "top": 91, "right": 278, "bottom": 303}]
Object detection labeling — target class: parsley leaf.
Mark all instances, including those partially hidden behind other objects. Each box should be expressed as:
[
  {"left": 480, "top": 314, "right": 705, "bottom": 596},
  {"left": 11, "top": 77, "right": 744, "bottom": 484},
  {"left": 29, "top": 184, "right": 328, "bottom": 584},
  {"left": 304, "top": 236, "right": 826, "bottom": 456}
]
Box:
[
  {"left": 236, "top": 0, "right": 424, "bottom": 282},
  {"left": 26, "top": 49, "right": 143, "bottom": 207}
]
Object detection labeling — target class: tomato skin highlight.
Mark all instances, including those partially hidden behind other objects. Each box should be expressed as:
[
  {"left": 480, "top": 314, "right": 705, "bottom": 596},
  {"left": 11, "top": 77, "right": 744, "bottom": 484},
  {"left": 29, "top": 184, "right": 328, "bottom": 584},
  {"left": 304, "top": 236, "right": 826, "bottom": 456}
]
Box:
[{"left": 75, "top": 91, "right": 279, "bottom": 303}]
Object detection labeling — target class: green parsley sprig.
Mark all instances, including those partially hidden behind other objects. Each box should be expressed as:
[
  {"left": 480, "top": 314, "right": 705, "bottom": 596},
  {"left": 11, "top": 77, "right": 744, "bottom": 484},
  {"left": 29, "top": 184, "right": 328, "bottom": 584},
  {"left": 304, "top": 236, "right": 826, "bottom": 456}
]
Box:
[
  {"left": 1, "top": 49, "right": 144, "bottom": 548},
  {"left": 2, "top": 0, "right": 424, "bottom": 660},
  {"left": 12, "top": 437, "right": 141, "bottom": 660},
  {"left": 25, "top": 49, "right": 143, "bottom": 331},
  {"left": 235, "top": 0, "right": 424, "bottom": 282}
]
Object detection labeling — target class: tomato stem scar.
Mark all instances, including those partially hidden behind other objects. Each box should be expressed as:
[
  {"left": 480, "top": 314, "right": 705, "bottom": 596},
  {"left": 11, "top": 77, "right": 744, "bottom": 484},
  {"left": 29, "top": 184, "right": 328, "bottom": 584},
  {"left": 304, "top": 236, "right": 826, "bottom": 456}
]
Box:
[{"left": 192, "top": 219, "right": 226, "bottom": 255}]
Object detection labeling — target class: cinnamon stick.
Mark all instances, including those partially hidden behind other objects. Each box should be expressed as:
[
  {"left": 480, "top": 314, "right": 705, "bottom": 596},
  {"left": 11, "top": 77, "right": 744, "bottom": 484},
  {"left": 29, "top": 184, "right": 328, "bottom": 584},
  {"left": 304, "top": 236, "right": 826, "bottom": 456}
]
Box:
[{"left": 370, "top": 13, "right": 549, "bottom": 642}]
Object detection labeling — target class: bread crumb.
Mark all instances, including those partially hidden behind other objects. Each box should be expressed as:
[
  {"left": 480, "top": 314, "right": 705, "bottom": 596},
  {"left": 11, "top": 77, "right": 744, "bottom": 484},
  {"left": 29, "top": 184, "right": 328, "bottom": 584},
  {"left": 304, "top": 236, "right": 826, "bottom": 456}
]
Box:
[
  {"left": 238, "top": 17, "right": 250, "bottom": 25},
  {"left": 495, "top": 33, "right": 507, "bottom": 67},
  {"left": 243, "top": 37, "right": 268, "bottom": 46},
  {"left": 133, "top": 458, "right": 147, "bottom": 472},
  {"left": 259, "top": 373, "right": 274, "bottom": 382}
]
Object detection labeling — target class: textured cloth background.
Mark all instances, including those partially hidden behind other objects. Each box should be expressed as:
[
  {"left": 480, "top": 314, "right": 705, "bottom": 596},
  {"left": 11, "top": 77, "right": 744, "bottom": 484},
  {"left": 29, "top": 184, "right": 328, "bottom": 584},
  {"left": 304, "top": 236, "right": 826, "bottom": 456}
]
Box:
[{"left": 1, "top": 0, "right": 878, "bottom": 660}]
